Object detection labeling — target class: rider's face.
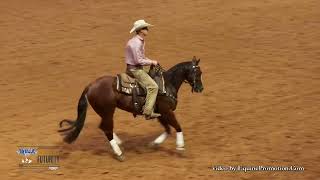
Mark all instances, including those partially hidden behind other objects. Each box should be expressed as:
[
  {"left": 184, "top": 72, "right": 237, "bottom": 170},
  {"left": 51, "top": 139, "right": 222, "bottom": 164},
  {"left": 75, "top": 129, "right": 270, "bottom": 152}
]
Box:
[{"left": 140, "top": 27, "right": 149, "bottom": 36}]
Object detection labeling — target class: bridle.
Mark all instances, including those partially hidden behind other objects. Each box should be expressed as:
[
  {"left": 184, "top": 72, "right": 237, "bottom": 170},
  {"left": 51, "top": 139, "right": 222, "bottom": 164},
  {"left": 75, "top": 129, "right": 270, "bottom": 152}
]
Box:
[{"left": 184, "top": 65, "right": 199, "bottom": 92}]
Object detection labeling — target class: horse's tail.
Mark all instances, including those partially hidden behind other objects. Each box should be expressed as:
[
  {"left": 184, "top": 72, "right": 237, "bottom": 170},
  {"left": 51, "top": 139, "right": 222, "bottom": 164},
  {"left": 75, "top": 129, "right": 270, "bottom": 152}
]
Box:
[{"left": 58, "top": 86, "right": 89, "bottom": 144}]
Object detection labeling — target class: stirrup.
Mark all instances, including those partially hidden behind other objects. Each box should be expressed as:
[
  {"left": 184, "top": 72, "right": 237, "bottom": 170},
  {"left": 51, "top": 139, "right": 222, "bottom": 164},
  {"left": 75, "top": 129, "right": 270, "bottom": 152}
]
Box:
[{"left": 144, "top": 112, "right": 161, "bottom": 120}]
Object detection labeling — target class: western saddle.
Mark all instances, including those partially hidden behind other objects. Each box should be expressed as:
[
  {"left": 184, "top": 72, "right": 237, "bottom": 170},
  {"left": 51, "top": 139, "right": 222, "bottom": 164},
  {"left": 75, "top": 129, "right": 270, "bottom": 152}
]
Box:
[{"left": 116, "top": 65, "right": 168, "bottom": 116}]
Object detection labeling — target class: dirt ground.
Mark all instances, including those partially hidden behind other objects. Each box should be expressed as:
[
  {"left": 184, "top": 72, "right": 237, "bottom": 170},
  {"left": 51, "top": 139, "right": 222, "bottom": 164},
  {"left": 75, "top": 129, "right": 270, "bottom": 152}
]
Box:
[{"left": 1, "top": 0, "right": 319, "bottom": 179}]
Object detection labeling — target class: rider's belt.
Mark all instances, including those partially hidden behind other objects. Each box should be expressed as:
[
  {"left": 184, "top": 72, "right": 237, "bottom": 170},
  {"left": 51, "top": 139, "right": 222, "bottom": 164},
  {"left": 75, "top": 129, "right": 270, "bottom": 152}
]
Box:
[
  {"left": 127, "top": 64, "right": 143, "bottom": 70},
  {"left": 126, "top": 64, "right": 143, "bottom": 78}
]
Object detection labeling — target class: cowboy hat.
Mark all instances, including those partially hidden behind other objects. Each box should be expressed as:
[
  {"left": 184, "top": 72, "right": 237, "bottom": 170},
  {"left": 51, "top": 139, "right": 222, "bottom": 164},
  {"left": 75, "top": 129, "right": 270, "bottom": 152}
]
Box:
[{"left": 129, "top": 19, "right": 154, "bottom": 33}]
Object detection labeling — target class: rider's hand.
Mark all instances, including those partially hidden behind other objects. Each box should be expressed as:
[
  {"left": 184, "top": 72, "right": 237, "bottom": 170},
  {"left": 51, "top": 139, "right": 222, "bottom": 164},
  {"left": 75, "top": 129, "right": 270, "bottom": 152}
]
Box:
[{"left": 152, "top": 60, "right": 158, "bottom": 65}]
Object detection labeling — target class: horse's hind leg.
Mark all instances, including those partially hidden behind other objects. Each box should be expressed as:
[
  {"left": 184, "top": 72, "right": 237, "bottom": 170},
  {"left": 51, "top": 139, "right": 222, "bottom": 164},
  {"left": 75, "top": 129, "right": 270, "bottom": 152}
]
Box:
[
  {"left": 113, "top": 132, "right": 122, "bottom": 145},
  {"left": 99, "top": 109, "right": 124, "bottom": 161}
]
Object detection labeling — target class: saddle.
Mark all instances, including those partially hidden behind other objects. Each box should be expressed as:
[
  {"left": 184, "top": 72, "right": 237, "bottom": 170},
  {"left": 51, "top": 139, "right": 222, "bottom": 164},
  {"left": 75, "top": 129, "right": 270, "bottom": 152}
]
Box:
[{"left": 116, "top": 65, "right": 167, "bottom": 115}]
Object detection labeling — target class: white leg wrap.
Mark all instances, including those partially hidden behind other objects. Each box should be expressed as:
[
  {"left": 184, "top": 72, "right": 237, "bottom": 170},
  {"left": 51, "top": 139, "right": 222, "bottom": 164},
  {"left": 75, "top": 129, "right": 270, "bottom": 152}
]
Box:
[
  {"left": 176, "top": 132, "right": 185, "bottom": 149},
  {"left": 110, "top": 139, "right": 122, "bottom": 156},
  {"left": 153, "top": 132, "right": 168, "bottom": 144},
  {"left": 113, "top": 133, "right": 122, "bottom": 145}
]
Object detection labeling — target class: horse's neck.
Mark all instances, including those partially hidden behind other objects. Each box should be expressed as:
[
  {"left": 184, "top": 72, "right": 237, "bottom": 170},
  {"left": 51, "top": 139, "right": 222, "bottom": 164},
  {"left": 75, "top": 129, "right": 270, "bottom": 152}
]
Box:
[{"left": 164, "top": 63, "right": 188, "bottom": 95}]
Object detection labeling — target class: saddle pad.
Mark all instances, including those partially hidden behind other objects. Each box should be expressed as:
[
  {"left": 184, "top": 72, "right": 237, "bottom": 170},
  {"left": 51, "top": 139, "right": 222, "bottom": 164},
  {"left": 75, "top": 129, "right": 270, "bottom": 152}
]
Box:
[{"left": 116, "top": 73, "right": 145, "bottom": 95}]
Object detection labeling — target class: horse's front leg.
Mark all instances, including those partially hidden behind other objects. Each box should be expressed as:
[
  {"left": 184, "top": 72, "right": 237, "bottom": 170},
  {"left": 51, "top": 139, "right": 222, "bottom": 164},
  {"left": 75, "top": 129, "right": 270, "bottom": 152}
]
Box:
[
  {"left": 165, "top": 110, "right": 185, "bottom": 151},
  {"left": 150, "top": 117, "right": 171, "bottom": 147}
]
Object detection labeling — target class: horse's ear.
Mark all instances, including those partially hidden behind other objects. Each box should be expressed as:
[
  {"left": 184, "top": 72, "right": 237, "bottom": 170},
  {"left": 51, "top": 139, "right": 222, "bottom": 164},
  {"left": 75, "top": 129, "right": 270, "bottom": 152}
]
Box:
[
  {"left": 192, "top": 56, "right": 197, "bottom": 65},
  {"left": 197, "top": 59, "right": 200, "bottom": 65}
]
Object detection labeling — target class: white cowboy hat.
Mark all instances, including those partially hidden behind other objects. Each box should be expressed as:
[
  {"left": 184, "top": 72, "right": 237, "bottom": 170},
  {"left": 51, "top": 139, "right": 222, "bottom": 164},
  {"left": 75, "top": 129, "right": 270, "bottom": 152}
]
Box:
[{"left": 129, "top": 19, "right": 154, "bottom": 33}]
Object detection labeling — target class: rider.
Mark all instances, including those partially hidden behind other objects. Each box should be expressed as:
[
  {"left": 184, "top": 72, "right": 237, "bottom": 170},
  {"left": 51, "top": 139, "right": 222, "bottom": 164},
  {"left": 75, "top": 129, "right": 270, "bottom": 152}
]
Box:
[{"left": 125, "top": 19, "right": 161, "bottom": 119}]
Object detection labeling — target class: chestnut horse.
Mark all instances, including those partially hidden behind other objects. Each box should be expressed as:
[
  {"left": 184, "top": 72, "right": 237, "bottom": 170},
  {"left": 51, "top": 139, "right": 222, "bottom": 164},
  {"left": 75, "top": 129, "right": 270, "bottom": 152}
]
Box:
[{"left": 59, "top": 57, "right": 203, "bottom": 161}]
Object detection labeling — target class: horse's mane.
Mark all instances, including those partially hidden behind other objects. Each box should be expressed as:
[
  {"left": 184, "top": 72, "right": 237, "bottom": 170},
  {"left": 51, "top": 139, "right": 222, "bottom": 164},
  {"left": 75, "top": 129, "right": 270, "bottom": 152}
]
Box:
[
  {"left": 150, "top": 61, "right": 192, "bottom": 83},
  {"left": 166, "top": 61, "right": 192, "bottom": 75}
]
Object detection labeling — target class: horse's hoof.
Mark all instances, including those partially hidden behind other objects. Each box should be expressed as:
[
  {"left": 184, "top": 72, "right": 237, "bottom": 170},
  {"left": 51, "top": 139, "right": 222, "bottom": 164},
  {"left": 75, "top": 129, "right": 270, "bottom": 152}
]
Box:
[
  {"left": 176, "top": 147, "right": 185, "bottom": 151},
  {"left": 176, "top": 148, "right": 187, "bottom": 158},
  {"left": 114, "top": 154, "right": 125, "bottom": 162},
  {"left": 148, "top": 142, "right": 160, "bottom": 149}
]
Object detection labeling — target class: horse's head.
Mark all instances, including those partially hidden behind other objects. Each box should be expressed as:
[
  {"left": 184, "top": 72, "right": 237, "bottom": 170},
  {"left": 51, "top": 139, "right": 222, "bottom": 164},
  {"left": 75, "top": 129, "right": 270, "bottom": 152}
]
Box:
[{"left": 185, "top": 56, "right": 204, "bottom": 93}]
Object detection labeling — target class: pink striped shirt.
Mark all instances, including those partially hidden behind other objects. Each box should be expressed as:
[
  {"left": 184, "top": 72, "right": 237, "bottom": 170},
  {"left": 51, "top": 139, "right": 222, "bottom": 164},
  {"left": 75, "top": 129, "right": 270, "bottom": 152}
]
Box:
[{"left": 125, "top": 35, "right": 153, "bottom": 65}]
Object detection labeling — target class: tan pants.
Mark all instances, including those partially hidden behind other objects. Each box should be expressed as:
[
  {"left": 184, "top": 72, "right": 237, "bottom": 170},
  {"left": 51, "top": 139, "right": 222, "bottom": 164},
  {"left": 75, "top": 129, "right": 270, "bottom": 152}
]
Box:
[{"left": 129, "top": 69, "right": 159, "bottom": 115}]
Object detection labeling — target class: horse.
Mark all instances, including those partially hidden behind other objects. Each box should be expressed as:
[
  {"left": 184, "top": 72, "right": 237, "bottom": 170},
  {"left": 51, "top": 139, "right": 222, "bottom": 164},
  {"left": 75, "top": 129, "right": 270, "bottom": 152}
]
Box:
[{"left": 58, "top": 56, "right": 204, "bottom": 161}]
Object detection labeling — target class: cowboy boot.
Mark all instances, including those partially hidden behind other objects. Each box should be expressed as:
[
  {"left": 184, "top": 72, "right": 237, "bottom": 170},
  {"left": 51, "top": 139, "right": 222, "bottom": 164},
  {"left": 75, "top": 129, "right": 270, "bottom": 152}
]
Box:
[{"left": 144, "top": 111, "right": 161, "bottom": 120}]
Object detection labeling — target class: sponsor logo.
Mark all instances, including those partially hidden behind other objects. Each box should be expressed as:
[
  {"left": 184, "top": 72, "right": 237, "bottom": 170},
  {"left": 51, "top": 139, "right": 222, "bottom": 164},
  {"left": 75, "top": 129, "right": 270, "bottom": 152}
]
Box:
[
  {"left": 16, "top": 148, "right": 38, "bottom": 156},
  {"left": 17, "top": 146, "right": 60, "bottom": 170}
]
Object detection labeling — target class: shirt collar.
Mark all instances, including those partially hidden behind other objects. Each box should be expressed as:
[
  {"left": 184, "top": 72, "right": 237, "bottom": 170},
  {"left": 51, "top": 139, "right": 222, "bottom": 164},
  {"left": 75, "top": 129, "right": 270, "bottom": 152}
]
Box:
[{"left": 136, "top": 35, "right": 144, "bottom": 41}]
